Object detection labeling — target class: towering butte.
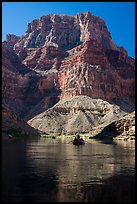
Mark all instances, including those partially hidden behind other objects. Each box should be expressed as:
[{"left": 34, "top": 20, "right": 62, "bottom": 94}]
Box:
[{"left": 2, "top": 11, "right": 135, "bottom": 120}]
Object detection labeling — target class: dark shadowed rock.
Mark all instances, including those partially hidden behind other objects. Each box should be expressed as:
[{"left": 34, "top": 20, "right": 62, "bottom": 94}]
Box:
[{"left": 2, "top": 106, "right": 40, "bottom": 138}]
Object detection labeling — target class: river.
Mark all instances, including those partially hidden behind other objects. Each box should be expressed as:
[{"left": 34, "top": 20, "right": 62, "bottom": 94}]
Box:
[{"left": 2, "top": 137, "right": 135, "bottom": 202}]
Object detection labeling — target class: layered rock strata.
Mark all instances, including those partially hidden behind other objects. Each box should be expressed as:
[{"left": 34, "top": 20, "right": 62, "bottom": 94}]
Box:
[
  {"left": 28, "top": 95, "right": 126, "bottom": 135},
  {"left": 93, "top": 111, "right": 135, "bottom": 141},
  {"left": 2, "top": 11, "right": 135, "bottom": 120}
]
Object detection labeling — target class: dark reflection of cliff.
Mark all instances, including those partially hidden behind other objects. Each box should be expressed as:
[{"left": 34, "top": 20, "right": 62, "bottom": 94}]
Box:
[
  {"left": 17, "top": 171, "right": 59, "bottom": 202},
  {"left": 2, "top": 139, "right": 28, "bottom": 202},
  {"left": 2, "top": 137, "right": 135, "bottom": 202},
  {"left": 79, "top": 173, "right": 135, "bottom": 202}
]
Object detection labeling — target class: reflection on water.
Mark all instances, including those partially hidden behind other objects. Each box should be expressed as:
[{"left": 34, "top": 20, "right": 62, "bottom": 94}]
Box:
[{"left": 2, "top": 137, "right": 135, "bottom": 202}]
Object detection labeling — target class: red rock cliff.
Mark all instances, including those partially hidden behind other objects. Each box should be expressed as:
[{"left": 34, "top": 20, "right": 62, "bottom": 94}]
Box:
[{"left": 2, "top": 11, "right": 135, "bottom": 119}]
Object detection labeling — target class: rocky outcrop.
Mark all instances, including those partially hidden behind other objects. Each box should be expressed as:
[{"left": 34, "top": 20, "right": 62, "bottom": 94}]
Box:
[
  {"left": 3, "top": 34, "right": 20, "bottom": 48},
  {"left": 2, "top": 44, "right": 60, "bottom": 118},
  {"left": 20, "top": 46, "right": 67, "bottom": 71},
  {"left": 13, "top": 12, "right": 118, "bottom": 52},
  {"left": 2, "top": 106, "right": 40, "bottom": 138},
  {"left": 93, "top": 111, "right": 135, "bottom": 141},
  {"left": 28, "top": 95, "right": 126, "bottom": 135},
  {"left": 2, "top": 11, "right": 135, "bottom": 120},
  {"left": 58, "top": 40, "right": 134, "bottom": 109}
]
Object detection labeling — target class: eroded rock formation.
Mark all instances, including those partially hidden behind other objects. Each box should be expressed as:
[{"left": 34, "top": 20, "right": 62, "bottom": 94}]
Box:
[
  {"left": 93, "top": 111, "right": 135, "bottom": 141},
  {"left": 2, "top": 11, "right": 135, "bottom": 121},
  {"left": 28, "top": 95, "right": 126, "bottom": 135}
]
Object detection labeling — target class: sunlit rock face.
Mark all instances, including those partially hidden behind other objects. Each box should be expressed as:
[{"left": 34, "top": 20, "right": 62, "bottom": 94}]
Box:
[
  {"left": 13, "top": 12, "right": 118, "bottom": 51},
  {"left": 94, "top": 111, "right": 135, "bottom": 141},
  {"left": 2, "top": 11, "right": 135, "bottom": 119},
  {"left": 27, "top": 95, "right": 126, "bottom": 135}
]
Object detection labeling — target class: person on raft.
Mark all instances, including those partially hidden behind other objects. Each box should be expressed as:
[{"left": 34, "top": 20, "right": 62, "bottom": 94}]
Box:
[{"left": 74, "top": 135, "right": 84, "bottom": 142}]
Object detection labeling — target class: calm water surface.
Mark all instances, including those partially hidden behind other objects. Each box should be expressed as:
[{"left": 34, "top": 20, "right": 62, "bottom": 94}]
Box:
[{"left": 2, "top": 137, "right": 135, "bottom": 202}]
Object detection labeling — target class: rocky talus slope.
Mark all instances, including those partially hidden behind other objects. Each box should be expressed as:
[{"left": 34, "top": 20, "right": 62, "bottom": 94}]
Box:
[
  {"left": 28, "top": 95, "right": 126, "bottom": 135},
  {"left": 2, "top": 11, "right": 135, "bottom": 121},
  {"left": 93, "top": 111, "right": 135, "bottom": 141}
]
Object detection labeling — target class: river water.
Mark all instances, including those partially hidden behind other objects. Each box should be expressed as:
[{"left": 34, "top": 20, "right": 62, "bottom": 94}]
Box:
[{"left": 2, "top": 137, "right": 135, "bottom": 202}]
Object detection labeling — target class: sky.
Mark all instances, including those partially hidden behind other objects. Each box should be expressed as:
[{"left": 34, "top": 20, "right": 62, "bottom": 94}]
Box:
[{"left": 2, "top": 2, "right": 135, "bottom": 58}]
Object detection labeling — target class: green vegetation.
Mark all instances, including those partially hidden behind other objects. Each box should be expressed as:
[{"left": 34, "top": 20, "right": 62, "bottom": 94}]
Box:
[
  {"left": 40, "top": 132, "right": 90, "bottom": 140},
  {"left": 40, "top": 133, "right": 57, "bottom": 138}
]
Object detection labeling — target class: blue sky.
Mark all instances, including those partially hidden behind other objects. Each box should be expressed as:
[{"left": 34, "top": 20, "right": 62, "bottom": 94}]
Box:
[{"left": 2, "top": 2, "right": 135, "bottom": 58}]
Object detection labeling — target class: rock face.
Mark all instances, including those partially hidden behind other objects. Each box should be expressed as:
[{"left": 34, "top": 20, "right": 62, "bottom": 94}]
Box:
[
  {"left": 13, "top": 12, "right": 118, "bottom": 51},
  {"left": 28, "top": 95, "right": 126, "bottom": 135},
  {"left": 93, "top": 111, "right": 135, "bottom": 141},
  {"left": 2, "top": 11, "right": 135, "bottom": 120},
  {"left": 2, "top": 43, "right": 60, "bottom": 118},
  {"left": 2, "top": 106, "right": 40, "bottom": 138}
]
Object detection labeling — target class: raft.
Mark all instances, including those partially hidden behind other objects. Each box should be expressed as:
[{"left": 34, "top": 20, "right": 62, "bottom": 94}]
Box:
[{"left": 73, "top": 139, "right": 85, "bottom": 145}]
